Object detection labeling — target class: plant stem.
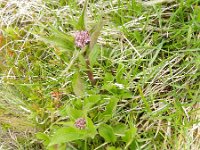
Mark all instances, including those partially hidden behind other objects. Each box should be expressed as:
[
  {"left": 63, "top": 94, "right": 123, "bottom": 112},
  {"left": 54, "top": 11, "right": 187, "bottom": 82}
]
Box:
[{"left": 85, "top": 58, "right": 96, "bottom": 86}]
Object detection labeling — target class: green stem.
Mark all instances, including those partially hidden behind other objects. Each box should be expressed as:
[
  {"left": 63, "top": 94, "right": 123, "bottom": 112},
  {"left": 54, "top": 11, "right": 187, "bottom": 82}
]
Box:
[{"left": 84, "top": 139, "right": 87, "bottom": 150}]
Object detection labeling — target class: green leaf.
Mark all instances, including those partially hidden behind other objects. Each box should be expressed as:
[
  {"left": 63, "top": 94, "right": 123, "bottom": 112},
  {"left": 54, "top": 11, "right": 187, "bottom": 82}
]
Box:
[
  {"left": 83, "top": 95, "right": 101, "bottom": 110},
  {"left": 36, "top": 132, "right": 50, "bottom": 146},
  {"left": 72, "top": 72, "right": 85, "bottom": 97},
  {"left": 113, "top": 123, "right": 127, "bottom": 136},
  {"left": 86, "top": 117, "right": 97, "bottom": 138},
  {"left": 42, "top": 35, "right": 74, "bottom": 51},
  {"left": 100, "top": 97, "right": 119, "bottom": 121},
  {"left": 148, "top": 41, "right": 164, "bottom": 67},
  {"left": 76, "top": 0, "right": 88, "bottom": 30},
  {"left": 89, "top": 19, "right": 104, "bottom": 51},
  {"left": 116, "top": 63, "right": 125, "bottom": 83},
  {"left": 66, "top": 105, "right": 85, "bottom": 120},
  {"left": 99, "top": 124, "right": 117, "bottom": 143},
  {"left": 122, "top": 127, "right": 137, "bottom": 149},
  {"left": 89, "top": 45, "right": 100, "bottom": 67},
  {"left": 40, "top": 26, "right": 74, "bottom": 51},
  {"left": 49, "top": 26, "right": 74, "bottom": 42},
  {"left": 187, "top": 26, "right": 192, "bottom": 46},
  {"left": 104, "top": 98, "right": 118, "bottom": 114},
  {"left": 122, "top": 127, "right": 137, "bottom": 142},
  {"left": 104, "top": 73, "right": 114, "bottom": 82},
  {"left": 133, "top": 30, "right": 142, "bottom": 43},
  {"left": 48, "top": 127, "right": 86, "bottom": 146},
  {"left": 107, "top": 146, "right": 122, "bottom": 150},
  {"left": 138, "top": 85, "right": 151, "bottom": 112},
  {"left": 48, "top": 143, "right": 67, "bottom": 150}
]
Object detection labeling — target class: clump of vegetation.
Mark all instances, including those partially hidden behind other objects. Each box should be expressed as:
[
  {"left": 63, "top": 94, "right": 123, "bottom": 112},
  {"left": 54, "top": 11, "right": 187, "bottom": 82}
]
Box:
[{"left": 0, "top": 0, "right": 200, "bottom": 149}]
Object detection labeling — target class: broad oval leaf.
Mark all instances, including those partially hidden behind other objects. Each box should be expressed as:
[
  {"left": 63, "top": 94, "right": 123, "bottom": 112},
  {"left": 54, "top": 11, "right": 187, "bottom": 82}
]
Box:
[
  {"left": 65, "top": 105, "right": 86, "bottom": 120},
  {"left": 48, "top": 127, "right": 86, "bottom": 146},
  {"left": 98, "top": 124, "right": 117, "bottom": 143},
  {"left": 99, "top": 97, "right": 119, "bottom": 122},
  {"left": 113, "top": 123, "right": 127, "bottom": 136},
  {"left": 36, "top": 132, "right": 50, "bottom": 146},
  {"left": 83, "top": 95, "right": 101, "bottom": 110},
  {"left": 122, "top": 127, "right": 137, "bottom": 143},
  {"left": 86, "top": 117, "right": 97, "bottom": 138},
  {"left": 72, "top": 72, "right": 85, "bottom": 97}
]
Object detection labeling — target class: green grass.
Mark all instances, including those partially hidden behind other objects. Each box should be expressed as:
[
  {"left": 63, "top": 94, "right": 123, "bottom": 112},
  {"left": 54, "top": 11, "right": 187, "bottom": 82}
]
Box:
[{"left": 0, "top": 0, "right": 200, "bottom": 149}]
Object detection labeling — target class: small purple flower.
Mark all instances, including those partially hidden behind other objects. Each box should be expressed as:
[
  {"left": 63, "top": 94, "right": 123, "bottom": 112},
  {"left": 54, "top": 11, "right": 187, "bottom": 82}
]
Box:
[
  {"left": 74, "top": 31, "right": 90, "bottom": 48},
  {"left": 75, "top": 118, "right": 86, "bottom": 129}
]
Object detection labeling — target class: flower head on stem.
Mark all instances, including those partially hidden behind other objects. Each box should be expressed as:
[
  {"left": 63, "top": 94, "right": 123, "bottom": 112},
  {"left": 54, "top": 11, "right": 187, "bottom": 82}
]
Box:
[{"left": 74, "top": 30, "right": 90, "bottom": 48}]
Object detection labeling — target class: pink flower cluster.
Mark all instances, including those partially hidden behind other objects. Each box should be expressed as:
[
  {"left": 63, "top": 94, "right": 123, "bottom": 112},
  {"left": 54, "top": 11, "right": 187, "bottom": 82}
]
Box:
[
  {"left": 75, "top": 31, "right": 90, "bottom": 48},
  {"left": 75, "top": 118, "right": 86, "bottom": 129}
]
